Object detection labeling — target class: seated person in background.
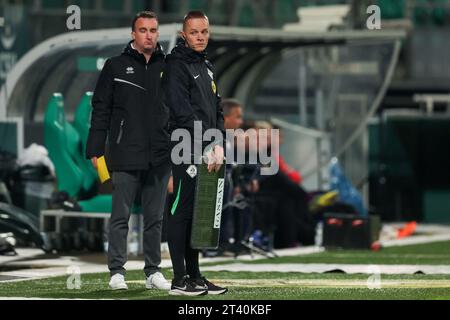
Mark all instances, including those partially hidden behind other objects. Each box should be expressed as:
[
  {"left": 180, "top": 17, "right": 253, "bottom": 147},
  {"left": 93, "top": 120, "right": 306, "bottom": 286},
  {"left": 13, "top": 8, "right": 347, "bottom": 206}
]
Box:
[
  {"left": 215, "top": 98, "right": 244, "bottom": 254},
  {"left": 273, "top": 125, "right": 302, "bottom": 185},
  {"left": 252, "top": 122, "right": 316, "bottom": 248},
  {"left": 214, "top": 119, "right": 261, "bottom": 255},
  {"left": 227, "top": 120, "right": 262, "bottom": 252}
]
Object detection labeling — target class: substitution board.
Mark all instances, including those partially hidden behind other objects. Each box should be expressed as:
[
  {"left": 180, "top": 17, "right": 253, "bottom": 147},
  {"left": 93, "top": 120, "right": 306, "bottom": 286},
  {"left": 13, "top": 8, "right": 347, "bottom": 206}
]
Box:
[{"left": 191, "top": 163, "right": 226, "bottom": 249}]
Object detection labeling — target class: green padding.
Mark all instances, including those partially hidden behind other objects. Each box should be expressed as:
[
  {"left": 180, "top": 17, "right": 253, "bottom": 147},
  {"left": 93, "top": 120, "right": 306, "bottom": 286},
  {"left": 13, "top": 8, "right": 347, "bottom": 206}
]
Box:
[
  {"left": 0, "top": 122, "right": 18, "bottom": 155},
  {"left": 79, "top": 194, "right": 112, "bottom": 213},
  {"left": 191, "top": 164, "right": 226, "bottom": 249},
  {"left": 73, "top": 92, "right": 97, "bottom": 193},
  {"left": 44, "top": 93, "right": 84, "bottom": 197},
  {"left": 368, "top": 120, "right": 418, "bottom": 178},
  {"left": 79, "top": 195, "right": 141, "bottom": 214},
  {"left": 423, "top": 190, "right": 450, "bottom": 223}
]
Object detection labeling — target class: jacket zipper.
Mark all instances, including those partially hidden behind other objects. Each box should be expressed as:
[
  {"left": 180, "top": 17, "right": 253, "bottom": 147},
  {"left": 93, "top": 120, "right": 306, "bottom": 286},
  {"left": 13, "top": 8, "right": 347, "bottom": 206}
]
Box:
[
  {"left": 145, "top": 63, "right": 149, "bottom": 92},
  {"left": 116, "top": 119, "right": 124, "bottom": 144}
]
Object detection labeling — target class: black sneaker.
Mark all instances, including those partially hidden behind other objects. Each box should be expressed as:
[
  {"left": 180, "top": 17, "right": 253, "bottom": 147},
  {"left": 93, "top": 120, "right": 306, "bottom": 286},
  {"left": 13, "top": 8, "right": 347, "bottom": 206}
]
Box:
[
  {"left": 169, "top": 276, "right": 207, "bottom": 296},
  {"left": 190, "top": 277, "right": 228, "bottom": 295}
]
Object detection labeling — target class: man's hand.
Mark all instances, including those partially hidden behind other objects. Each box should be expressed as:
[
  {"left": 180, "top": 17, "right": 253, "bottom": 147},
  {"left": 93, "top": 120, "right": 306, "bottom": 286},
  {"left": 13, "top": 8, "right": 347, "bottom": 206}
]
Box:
[
  {"left": 250, "top": 179, "right": 259, "bottom": 193},
  {"left": 205, "top": 145, "right": 224, "bottom": 173},
  {"left": 167, "top": 175, "right": 174, "bottom": 194},
  {"left": 212, "top": 144, "right": 224, "bottom": 173},
  {"left": 91, "top": 157, "right": 98, "bottom": 169},
  {"left": 205, "top": 149, "right": 216, "bottom": 173}
]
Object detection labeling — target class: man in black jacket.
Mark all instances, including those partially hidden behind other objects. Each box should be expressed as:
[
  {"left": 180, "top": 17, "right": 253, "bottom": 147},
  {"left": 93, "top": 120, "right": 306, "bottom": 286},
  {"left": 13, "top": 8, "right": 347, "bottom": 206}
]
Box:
[
  {"left": 86, "top": 11, "right": 171, "bottom": 291},
  {"left": 163, "top": 11, "right": 227, "bottom": 296}
]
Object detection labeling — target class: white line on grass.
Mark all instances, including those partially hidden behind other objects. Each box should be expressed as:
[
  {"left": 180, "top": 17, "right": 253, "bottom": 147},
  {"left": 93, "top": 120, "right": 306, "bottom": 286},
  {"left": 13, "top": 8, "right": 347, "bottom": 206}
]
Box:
[{"left": 201, "top": 263, "right": 450, "bottom": 275}]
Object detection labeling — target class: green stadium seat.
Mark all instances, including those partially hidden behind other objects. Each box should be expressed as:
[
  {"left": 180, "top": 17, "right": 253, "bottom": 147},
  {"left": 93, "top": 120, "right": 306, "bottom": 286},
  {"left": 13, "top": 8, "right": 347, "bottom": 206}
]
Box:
[
  {"left": 238, "top": 3, "right": 255, "bottom": 27},
  {"left": 43, "top": 0, "right": 94, "bottom": 9},
  {"left": 42, "top": 0, "right": 66, "bottom": 9},
  {"left": 103, "top": 0, "right": 123, "bottom": 11},
  {"left": 431, "top": 0, "right": 446, "bottom": 26},
  {"left": 133, "top": 0, "right": 143, "bottom": 12},
  {"left": 44, "top": 93, "right": 111, "bottom": 213},
  {"left": 44, "top": 93, "right": 143, "bottom": 215},
  {"left": 276, "top": 0, "right": 298, "bottom": 23},
  {"left": 412, "top": 0, "right": 448, "bottom": 26},
  {"left": 72, "top": 92, "right": 97, "bottom": 194},
  {"left": 378, "top": 0, "right": 405, "bottom": 19},
  {"left": 44, "top": 93, "right": 84, "bottom": 198},
  {"left": 78, "top": 194, "right": 112, "bottom": 212},
  {"left": 189, "top": 0, "right": 206, "bottom": 10}
]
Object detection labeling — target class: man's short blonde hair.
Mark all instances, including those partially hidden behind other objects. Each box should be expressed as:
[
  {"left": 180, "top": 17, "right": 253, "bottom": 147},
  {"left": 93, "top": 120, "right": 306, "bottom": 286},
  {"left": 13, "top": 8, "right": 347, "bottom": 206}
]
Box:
[{"left": 183, "top": 10, "right": 209, "bottom": 30}]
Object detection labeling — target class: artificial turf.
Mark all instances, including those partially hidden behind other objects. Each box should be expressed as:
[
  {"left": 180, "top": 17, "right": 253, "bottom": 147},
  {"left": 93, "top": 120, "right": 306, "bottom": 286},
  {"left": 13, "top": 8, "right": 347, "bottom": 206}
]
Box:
[
  {"left": 1, "top": 270, "right": 450, "bottom": 300},
  {"left": 1, "top": 241, "right": 450, "bottom": 300}
]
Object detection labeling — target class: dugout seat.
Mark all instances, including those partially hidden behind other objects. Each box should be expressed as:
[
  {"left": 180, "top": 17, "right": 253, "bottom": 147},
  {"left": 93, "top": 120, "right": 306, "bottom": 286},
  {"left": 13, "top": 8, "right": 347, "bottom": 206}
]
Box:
[{"left": 44, "top": 93, "right": 111, "bottom": 212}]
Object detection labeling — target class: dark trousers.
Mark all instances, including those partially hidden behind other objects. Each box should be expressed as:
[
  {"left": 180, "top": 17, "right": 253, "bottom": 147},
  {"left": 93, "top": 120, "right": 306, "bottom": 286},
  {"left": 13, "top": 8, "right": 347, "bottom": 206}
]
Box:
[
  {"left": 257, "top": 171, "right": 315, "bottom": 248},
  {"left": 108, "top": 162, "right": 170, "bottom": 277},
  {"left": 168, "top": 163, "right": 201, "bottom": 281}
]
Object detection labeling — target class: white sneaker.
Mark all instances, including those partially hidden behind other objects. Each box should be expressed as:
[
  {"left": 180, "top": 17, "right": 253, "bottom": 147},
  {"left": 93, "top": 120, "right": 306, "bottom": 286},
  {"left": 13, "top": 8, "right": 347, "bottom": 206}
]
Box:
[
  {"left": 146, "top": 272, "right": 171, "bottom": 290},
  {"left": 109, "top": 274, "right": 128, "bottom": 290}
]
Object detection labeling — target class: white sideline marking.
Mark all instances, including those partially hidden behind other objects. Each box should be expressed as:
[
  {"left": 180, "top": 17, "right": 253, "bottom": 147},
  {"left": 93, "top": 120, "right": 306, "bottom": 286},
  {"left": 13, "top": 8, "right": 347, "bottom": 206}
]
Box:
[
  {"left": 201, "top": 263, "right": 450, "bottom": 275},
  {"left": 381, "top": 234, "right": 450, "bottom": 247}
]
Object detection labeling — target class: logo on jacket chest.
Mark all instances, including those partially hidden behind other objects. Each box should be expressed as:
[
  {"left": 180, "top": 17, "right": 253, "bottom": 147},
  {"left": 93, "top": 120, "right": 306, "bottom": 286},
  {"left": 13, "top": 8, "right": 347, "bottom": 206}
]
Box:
[
  {"left": 186, "top": 165, "right": 197, "bottom": 178},
  {"left": 207, "top": 68, "right": 214, "bottom": 80},
  {"left": 126, "top": 66, "right": 134, "bottom": 74},
  {"left": 207, "top": 68, "right": 216, "bottom": 93}
]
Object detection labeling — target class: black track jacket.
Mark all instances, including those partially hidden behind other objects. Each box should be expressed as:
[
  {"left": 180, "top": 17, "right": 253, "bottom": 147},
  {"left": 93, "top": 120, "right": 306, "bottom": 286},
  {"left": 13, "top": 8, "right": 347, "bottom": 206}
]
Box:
[
  {"left": 162, "top": 41, "right": 225, "bottom": 153},
  {"left": 86, "top": 41, "right": 169, "bottom": 171}
]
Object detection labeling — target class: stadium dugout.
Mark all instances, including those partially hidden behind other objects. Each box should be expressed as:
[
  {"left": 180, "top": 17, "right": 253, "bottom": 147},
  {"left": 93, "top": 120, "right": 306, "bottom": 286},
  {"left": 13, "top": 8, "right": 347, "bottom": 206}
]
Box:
[{"left": 0, "top": 25, "right": 405, "bottom": 249}]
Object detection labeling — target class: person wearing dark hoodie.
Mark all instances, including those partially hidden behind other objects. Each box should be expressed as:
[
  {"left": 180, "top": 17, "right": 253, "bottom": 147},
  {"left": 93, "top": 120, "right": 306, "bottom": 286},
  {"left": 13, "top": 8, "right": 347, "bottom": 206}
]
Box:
[
  {"left": 162, "top": 11, "right": 227, "bottom": 296},
  {"left": 86, "top": 11, "right": 171, "bottom": 291}
]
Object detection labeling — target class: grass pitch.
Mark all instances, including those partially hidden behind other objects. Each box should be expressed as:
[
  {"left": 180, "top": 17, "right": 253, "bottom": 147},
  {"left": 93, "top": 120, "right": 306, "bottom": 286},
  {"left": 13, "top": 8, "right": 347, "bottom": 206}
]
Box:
[{"left": 1, "top": 241, "right": 450, "bottom": 300}]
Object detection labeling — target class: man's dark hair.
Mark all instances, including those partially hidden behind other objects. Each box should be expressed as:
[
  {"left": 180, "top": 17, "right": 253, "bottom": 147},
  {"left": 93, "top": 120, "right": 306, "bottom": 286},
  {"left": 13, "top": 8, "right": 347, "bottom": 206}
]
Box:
[
  {"left": 183, "top": 10, "right": 209, "bottom": 30},
  {"left": 131, "top": 11, "right": 158, "bottom": 31},
  {"left": 221, "top": 98, "right": 242, "bottom": 116}
]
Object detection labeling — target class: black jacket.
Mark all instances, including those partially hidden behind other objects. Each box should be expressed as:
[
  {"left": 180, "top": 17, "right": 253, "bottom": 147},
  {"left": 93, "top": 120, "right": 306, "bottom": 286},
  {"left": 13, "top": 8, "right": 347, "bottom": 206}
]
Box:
[
  {"left": 162, "top": 42, "right": 225, "bottom": 151},
  {"left": 86, "top": 41, "right": 169, "bottom": 171}
]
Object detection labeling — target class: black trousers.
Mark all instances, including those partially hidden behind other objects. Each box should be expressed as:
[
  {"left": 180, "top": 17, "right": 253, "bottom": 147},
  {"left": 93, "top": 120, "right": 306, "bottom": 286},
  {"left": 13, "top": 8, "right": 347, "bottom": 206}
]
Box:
[{"left": 168, "top": 163, "right": 201, "bottom": 281}]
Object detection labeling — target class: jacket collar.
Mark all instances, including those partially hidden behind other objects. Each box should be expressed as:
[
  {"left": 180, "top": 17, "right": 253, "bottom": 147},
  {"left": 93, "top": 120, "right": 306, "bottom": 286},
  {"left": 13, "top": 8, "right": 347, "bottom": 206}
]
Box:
[
  {"left": 167, "top": 40, "right": 207, "bottom": 63},
  {"left": 123, "top": 40, "right": 165, "bottom": 65}
]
